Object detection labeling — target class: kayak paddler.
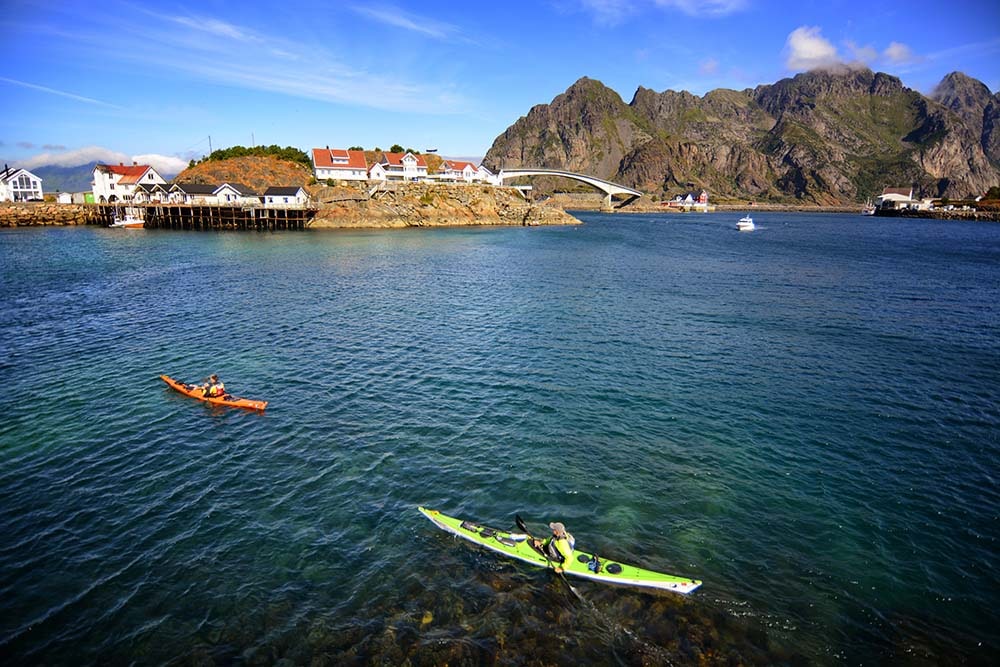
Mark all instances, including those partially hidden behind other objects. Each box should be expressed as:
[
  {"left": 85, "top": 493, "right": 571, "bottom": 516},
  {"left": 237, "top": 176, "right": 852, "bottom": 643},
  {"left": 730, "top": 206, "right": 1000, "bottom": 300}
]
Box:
[
  {"left": 201, "top": 374, "right": 225, "bottom": 398},
  {"left": 535, "top": 522, "right": 575, "bottom": 573}
]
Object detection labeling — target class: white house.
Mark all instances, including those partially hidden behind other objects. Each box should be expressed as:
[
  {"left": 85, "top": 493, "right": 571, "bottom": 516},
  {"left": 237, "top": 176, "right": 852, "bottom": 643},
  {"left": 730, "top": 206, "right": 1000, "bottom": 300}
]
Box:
[
  {"left": 57, "top": 192, "right": 73, "bottom": 204},
  {"left": 167, "top": 183, "right": 218, "bottom": 204},
  {"left": 438, "top": 159, "right": 479, "bottom": 183},
  {"left": 312, "top": 147, "right": 368, "bottom": 182},
  {"left": 262, "top": 186, "right": 309, "bottom": 208},
  {"left": 874, "top": 187, "right": 916, "bottom": 210},
  {"left": 92, "top": 163, "right": 166, "bottom": 202},
  {"left": 1, "top": 165, "right": 44, "bottom": 201},
  {"left": 372, "top": 151, "right": 427, "bottom": 181},
  {"left": 214, "top": 183, "right": 258, "bottom": 205},
  {"left": 133, "top": 182, "right": 170, "bottom": 203}
]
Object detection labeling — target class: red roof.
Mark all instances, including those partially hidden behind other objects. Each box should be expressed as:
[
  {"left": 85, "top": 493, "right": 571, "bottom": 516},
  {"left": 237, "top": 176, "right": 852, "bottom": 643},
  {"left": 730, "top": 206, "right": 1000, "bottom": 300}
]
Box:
[
  {"left": 443, "top": 160, "right": 477, "bottom": 172},
  {"left": 380, "top": 151, "right": 427, "bottom": 167},
  {"left": 881, "top": 187, "right": 912, "bottom": 197},
  {"left": 312, "top": 148, "right": 368, "bottom": 170},
  {"left": 96, "top": 163, "right": 152, "bottom": 185}
]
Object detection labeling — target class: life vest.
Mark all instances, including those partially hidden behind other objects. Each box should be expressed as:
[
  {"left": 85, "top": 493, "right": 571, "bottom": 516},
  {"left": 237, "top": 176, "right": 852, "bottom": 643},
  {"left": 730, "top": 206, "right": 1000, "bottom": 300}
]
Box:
[{"left": 546, "top": 535, "right": 574, "bottom": 564}]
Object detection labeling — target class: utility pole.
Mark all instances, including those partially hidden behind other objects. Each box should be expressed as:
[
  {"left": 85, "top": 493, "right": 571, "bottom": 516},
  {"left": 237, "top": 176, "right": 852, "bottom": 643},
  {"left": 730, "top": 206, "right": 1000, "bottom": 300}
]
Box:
[{"left": 208, "top": 135, "right": 213, "bottom": 155}]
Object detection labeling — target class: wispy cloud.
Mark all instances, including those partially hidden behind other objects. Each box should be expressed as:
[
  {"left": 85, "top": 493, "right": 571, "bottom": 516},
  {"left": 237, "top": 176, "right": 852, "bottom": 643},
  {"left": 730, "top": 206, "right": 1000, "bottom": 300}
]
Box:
[
  {"left": 654, "top": 0, "right": 748, "bottom": 17},
  {"left": 575, "top": 0, "right": 747, "bottom": 23},
  {"left": 62, "top": 8, "right": 468, "bottom": 113},
  {"left": 0, "top": 77, "right": 122, "bottom": 108},
  {"left": 883, "top": 41, "right": 920, "bottom": 66},
  {"left": 699, "top": 57, "right": 720, "bottom": 75},
  {"left": 350, "top": 5, "right": 463, "bottom": 40}
]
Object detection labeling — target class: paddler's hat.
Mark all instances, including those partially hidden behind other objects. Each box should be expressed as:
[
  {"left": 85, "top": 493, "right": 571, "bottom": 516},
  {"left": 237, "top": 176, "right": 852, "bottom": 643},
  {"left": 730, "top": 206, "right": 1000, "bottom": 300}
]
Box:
[{"left": 549, "top": 522, "right": 567, "bottom": 537}]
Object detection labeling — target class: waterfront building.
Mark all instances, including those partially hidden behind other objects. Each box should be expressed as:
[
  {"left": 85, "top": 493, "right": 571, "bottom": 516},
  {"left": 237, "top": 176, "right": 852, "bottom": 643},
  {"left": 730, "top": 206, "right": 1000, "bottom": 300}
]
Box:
[
  {"left": 92, "top": 163, "right": 166, "bottom": 203},
  {"left": 312, "top": 148, "right": 368, "bottom": 182},
  {"left": 134, "top": 183, "right": 170, "bottom": 203},
  {"left": 214, "top": 183, "right": 258, "bottom": 205},
  {"left": 875, "top": 187, "right": 917, "bottom": 210},
  {"left": 167, "top": 183, "right": 218, "bottom": 205},
  {"left": 1, "top": 165, "right": 44, "bottom": 202},
  {"left": 262, "top": 186, "right": 309, "bottom": 207}
]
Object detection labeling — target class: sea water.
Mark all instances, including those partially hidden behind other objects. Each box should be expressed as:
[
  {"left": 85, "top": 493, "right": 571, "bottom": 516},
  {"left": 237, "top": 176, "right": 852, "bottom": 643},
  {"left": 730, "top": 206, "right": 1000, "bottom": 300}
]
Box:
[{"left": 1, "top": 212, "right": 997, "bottom": 664}]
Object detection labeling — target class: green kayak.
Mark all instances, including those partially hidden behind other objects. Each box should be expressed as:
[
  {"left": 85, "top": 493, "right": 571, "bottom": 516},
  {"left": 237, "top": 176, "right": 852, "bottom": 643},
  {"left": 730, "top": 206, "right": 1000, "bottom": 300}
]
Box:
[{"left": 418, "top": 507, "right": 702, "bottom": 594}]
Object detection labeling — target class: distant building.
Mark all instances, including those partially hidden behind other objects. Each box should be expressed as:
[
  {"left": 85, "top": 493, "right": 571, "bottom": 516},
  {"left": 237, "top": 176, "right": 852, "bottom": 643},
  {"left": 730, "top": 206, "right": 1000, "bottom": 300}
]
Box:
[
  {"left": 875, "top": 187, "right": 916, "bottom": 210},
  {"left": 1, "top": 165, "right": 43, "bottom": 202},
  {"left": 134, "top": 182, "right": 170, "bottom": 203},
  {"left": 312, "top": 147, "right": 368, "bottom": 182},
  {"left": 167, "top": 183, "right": 218, "bottom": 205},
  {"left": 214, "top": 183, "right": 258, "bottom": 205},
  {"left": 665, "top": 190, "right": 709, "bottom": 209},
  {"left": 437, "top": 159, "right": 492, "bottom": 184},
  {"left": 92, "top": 163, "right": 166, "bottom": 202},
  {"left": 262, "top": 186, "right": 309, "bottom": 207},
  {"left": 370, "top": 151, "right": 427, "bottom": 181}
]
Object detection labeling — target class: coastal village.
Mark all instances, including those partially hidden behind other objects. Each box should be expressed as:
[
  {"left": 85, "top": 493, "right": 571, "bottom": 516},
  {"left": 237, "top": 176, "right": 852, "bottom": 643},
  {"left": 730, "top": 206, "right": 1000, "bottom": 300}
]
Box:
[{"left": 2, "top": 146, "right": 997, "bottom": 226}]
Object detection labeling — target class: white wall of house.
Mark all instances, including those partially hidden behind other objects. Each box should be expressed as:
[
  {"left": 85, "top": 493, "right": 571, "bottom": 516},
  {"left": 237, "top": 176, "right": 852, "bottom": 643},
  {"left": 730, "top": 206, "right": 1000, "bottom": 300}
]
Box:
[
  {"left": 368, "top": 164, "right": 387, "bottom": 182},
  {"left": 1, "top": 168, "right": 44, "bottom": 201},
  {"left": 316, "top": 167, "right": 368, "bottom": 181},
  {"left": 263, "top": 190, "right": 308, "bottom": 207},
  {"left": 92, "top": 166, "right": 166, "bottom": 203}
]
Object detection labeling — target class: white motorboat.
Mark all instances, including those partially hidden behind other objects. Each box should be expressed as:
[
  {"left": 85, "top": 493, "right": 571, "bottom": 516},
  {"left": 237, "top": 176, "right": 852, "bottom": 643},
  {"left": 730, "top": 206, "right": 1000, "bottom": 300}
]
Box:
[
  {"left": 737, "top": 215, "right": 755, "bottom": 232},
  {"left": 109, "top": 208, "right": 144, "bottom": 228}
]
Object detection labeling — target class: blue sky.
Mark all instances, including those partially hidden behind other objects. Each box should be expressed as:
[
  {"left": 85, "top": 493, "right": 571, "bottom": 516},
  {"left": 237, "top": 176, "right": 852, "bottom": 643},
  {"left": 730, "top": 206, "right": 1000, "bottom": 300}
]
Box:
[{"left": 2, "top": 0, "right": 998, "bottom": 175}]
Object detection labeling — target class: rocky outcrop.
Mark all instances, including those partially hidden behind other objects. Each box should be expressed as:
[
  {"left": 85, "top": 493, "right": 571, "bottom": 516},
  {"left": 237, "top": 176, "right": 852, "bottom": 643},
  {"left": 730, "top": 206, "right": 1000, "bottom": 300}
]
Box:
[
  {"left": 309, "top": 183, "right": 577, "bottom": 228},
  {"left": 0, "top": 202, "right": 98, "bottom": 226},
  {"left": 485, "top": 69, "right": 1000, "bottom": 203}
]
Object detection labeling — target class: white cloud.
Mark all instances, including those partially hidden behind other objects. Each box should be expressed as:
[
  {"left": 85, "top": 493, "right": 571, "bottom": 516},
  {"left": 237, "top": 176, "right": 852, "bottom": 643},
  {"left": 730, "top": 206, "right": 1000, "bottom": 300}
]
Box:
[
  {"left": 785, "top": 26, "right": 841, "bottom": 70},
  {"left": 132, "top": 154, "right": 189, "bottom": 177},
  {"left": 16, "top": 146, "right": 187, "bottom": 176},
  {"left": 883, "top": 41, "right": 918, "bottom": 65}
]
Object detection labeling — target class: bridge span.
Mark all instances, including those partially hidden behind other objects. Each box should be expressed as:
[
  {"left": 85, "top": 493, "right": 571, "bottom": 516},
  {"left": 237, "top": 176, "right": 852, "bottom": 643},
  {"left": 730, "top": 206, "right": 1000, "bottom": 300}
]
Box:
[{"left": 496, "top": 168, "right": 642, "bottom": 209}]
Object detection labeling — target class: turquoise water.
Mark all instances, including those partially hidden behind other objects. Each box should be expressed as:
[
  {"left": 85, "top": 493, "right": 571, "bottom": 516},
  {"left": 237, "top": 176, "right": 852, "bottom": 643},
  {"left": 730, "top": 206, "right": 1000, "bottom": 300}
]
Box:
[{"left": 1, "top": 213, "right": 997, "bottom": 665}]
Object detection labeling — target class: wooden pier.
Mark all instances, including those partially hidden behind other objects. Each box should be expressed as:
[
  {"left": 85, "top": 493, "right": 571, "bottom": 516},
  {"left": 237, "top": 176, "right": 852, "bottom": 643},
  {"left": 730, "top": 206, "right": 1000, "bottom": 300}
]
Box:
[{"left": 94, "top": 204, "right": 316, "bottom": 231}]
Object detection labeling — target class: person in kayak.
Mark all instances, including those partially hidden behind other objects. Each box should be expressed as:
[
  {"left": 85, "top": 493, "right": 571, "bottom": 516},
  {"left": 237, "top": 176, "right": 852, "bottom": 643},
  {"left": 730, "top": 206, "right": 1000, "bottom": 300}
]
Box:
[
  {"left": 201, "top": 374, "right": 225, "bottom": 398},
  {"left": 537, "top": 522, "right": 575, "bottom": 572}
]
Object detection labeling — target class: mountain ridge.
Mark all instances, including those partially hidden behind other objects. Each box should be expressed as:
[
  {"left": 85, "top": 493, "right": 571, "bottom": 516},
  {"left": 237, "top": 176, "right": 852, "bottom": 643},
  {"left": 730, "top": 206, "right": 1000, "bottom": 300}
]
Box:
[{"left": 483, "top": 68, "right": 1000, "bottom": 203}]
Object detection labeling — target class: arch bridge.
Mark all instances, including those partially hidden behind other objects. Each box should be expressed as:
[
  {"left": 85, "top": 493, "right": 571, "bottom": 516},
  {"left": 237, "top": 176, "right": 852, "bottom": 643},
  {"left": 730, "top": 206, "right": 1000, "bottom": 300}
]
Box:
[{"left": 497, "top": 168, "right": 642, "bottom": 209}]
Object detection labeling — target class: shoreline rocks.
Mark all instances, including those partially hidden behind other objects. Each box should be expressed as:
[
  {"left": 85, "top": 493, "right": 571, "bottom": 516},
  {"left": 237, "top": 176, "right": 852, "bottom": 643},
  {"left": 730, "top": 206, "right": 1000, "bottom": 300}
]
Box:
[{"left": 0, "top": 202, "right": 99, "bottom": 227}]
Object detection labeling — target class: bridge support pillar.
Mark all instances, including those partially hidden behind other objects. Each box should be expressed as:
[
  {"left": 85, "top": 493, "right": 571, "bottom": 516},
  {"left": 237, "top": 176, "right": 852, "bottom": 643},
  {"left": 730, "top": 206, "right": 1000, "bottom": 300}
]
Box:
[{"left": 601, "top": 193, "right": 613, "bottom": 212}]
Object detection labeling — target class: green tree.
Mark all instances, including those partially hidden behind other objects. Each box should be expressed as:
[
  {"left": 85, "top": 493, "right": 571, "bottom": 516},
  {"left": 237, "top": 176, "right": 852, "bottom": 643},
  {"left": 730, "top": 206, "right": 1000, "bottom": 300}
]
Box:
[
  {"left": 349, "top": 146, "right": 364, "bottom": 151},
  {"left": 390, "top": 144, "right": 404, "bottom": 153}
]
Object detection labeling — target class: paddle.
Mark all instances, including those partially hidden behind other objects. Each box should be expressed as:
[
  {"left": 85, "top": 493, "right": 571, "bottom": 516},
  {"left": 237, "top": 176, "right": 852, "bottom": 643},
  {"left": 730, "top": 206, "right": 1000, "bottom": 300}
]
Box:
[{"left": 515, "top": 514, "right": 584, "bottom": 602}]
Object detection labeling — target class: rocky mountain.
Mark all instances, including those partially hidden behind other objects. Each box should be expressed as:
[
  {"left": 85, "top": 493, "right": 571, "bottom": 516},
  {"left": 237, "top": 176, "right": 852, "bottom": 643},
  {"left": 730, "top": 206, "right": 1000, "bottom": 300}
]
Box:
[
  {"left": 28, "top": 162, "right": 98, "bottom": 193},
  {"left": 484, "top": 69, "right": 1000, "bottom": 203}
]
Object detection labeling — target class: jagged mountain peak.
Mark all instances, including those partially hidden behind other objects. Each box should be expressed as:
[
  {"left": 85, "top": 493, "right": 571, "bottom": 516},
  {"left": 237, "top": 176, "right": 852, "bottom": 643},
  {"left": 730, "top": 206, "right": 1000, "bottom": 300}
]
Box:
[{"left": 483, "top": 70, "right": 1000, "bottom": 202}]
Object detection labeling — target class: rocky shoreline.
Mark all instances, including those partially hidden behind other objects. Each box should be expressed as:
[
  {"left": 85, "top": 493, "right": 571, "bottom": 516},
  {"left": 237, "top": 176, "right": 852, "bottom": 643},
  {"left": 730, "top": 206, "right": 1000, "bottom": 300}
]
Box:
[
  {"left": 1, "top": 185, "right": 578, "bottom": 229},
  {"left": 308, "top": 183, "right": 577, "bottom": 228},
  {"left": 0, "top": 202, "right": 98, "bottom": 227}
]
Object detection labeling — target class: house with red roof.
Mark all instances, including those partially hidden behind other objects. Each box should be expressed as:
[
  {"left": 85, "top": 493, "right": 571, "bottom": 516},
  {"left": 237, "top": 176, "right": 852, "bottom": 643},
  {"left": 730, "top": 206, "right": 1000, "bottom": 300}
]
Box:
[
  {"left": 312, "top": 147, "right": 369, "bottom": 182},
  {"left": 368, "top": 151, "right": 428, "bottom": 182},
  {"left": 92, "top": 163, "right": 166, "bottom": 203},
  {"left": 437, "top": 159, "right": 484, "bottom": 183}
]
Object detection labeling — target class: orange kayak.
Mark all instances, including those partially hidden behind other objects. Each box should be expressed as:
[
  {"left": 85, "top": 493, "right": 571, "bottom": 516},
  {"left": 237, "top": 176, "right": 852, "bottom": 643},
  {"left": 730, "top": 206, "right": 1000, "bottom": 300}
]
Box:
[{"left": 160, "top": 374, "right": 268, "bottom": 411}]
